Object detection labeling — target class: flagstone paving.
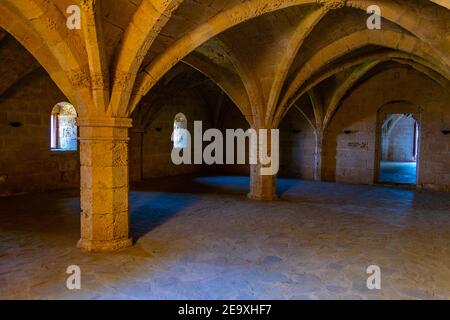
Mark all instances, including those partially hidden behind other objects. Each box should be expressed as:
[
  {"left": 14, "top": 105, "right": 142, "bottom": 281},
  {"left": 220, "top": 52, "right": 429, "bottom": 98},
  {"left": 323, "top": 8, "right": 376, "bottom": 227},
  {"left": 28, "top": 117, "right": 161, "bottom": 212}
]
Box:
[{"left": 1, "top": 176, "right": 449, "bottom": 300}]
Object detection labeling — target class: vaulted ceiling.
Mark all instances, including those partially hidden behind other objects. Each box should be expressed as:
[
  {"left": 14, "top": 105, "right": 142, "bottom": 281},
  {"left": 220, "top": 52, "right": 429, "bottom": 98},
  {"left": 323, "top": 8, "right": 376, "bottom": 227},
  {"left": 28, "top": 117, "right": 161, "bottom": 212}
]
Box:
[{"left": 0, "top": 0, "right": 449, "bottom": 131}]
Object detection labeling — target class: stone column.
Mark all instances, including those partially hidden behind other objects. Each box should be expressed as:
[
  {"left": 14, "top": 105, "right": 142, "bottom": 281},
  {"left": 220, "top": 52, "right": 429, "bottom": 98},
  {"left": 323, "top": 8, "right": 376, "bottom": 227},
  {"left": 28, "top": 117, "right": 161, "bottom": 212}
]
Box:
[
  {"left": 248, "top": 164, "right": 277, "bottom": 200},
  {"left": 248, "top": 128, "right": 278, "bottom": 201},
  {"left": 76, "top": 117, "right": 133, "bottom": 252},
  {"left": 313, "top": 128, "right": 324, "bottom": 181},
  {"left": 130, "top": 126, "right": 144, "bottom": 182}
]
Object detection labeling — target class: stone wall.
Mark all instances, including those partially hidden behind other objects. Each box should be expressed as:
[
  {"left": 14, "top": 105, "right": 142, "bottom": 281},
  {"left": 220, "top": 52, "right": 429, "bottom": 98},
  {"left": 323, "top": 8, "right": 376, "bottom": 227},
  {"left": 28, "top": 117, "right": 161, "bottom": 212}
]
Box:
[
  {"left": 217, "top": 105, "right": 251, "bottom": 176},
  {"left": 137, "top": 90, "right": 214, "bottom": 179},
  {"left": 1, "top": 66, "right": 449, "bottom": 196},
  {"left": 324, "top": 66, "right": 450, "bottom": 191},
  {"left": 382, "top": 116, "right": 416, "bottom": 162},
  {"left": 0, "top": 70, "right": 80, "bottom": 196},
  {"left": 279, "top": 108, "right": 316, "bottom": 179}
]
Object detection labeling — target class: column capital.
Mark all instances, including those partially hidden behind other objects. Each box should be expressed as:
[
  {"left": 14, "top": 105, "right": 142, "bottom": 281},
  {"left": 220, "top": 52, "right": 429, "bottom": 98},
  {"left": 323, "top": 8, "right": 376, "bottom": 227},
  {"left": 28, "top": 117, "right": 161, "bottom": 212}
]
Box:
[
  {"left": 77, "top": 117, "right": 132, "bottom": 143},
  {"left": 76, "top": 117, "right": 133, "bottom": 128}
]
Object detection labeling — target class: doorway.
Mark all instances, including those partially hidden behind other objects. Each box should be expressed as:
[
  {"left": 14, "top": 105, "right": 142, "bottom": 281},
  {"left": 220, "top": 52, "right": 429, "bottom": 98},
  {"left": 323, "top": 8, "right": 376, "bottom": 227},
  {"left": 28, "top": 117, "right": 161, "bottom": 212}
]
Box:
[{"left": 378, "top": 113, "right": 419, "bottom": 185}]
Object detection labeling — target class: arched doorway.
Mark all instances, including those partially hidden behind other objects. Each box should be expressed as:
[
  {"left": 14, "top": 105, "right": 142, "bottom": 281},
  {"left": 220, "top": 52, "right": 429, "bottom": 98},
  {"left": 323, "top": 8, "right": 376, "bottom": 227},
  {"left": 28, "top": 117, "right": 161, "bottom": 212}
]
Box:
[{"left": 375, "top": 101, "right": 421, "bottom": 186}]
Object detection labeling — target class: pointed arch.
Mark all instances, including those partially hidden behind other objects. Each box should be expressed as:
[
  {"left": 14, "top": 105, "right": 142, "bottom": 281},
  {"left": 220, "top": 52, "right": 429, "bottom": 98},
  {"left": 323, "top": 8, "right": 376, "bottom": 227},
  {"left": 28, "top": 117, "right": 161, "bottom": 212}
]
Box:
[
  {"left": 182, "top": 53, "right": 253, "bottom": 125},
  {"left": 0, "top": 0, "right": 91, "bottom": 113},
  {"left": 323, "top": 60, "right": 381, "bottom": 129},
  {"left": 347, "top": 0, "right": 450, "bottom": 67},
  {"left": 126, "top": 0, "right": 449, "bottom": 120},
  {"left": 110, "top": 0, "right": 184, "bottom": 116},
  {"left": 265, "top": 7, "right": 327, "bottom": 125},
  {"left": 126, "top": 0, "right": 319, "bottom": 116},
  {"left": 81, "top": 0, "right": 109, "bottom": 113},
  {"left": 274, "top": 50, "right": 449, "bottom": 128},
  {"left": 274, "top": 30, "right": 448, "bottom": 127},
  {"left": 0, "top": 2, "right": 76, "bottom": 104}
]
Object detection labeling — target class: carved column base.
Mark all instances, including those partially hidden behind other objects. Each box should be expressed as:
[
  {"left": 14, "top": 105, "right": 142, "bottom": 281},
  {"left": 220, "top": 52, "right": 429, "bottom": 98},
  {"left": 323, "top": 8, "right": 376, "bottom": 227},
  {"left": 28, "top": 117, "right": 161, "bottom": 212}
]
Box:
[{"left": 77, "top": 238, "right": 133, "bottom": 253}]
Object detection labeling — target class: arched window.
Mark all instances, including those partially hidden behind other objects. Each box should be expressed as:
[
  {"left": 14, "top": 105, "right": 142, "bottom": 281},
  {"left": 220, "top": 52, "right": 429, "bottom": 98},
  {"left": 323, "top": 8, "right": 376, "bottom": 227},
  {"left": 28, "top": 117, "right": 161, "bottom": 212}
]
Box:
[
  {"left": 50, "top": 102, "right": 78, "bottom": 151},
  {"left": 172, "top": 113, "right": 188, "bottom": 149}
]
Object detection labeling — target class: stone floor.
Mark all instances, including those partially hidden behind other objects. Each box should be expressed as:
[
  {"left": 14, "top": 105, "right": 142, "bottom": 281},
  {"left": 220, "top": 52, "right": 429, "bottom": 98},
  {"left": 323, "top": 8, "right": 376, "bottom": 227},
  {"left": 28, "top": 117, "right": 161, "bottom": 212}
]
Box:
[
  {"left": 1, "top": 175, "right": 449, "bottom": 300},
  {"left": 379, "top": 161, "right": 417, "bottom": 185}
]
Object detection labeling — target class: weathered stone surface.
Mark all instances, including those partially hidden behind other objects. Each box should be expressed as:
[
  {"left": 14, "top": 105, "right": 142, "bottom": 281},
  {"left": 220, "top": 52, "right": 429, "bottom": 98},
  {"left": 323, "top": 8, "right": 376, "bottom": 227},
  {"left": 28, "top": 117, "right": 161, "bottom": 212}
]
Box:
[
  {"left": 76, "top": 117, "right": 133, "bottom": 252},
  {"left": 0, "top": 1, "right": 449, "bottom": 258},
  {"left": 1, "top": 176, "right": 450, "bottom": 299}
]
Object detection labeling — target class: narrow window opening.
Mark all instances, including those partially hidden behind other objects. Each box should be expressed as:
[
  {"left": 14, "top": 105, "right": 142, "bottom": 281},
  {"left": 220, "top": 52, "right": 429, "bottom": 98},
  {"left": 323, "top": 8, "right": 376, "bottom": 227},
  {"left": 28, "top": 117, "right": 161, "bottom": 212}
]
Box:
[
  {"left": 50, "top": 102, "right": 78, "bottom": 152},
  {"left": 172, "top": 113, "right": 188, "bottom": 149}
]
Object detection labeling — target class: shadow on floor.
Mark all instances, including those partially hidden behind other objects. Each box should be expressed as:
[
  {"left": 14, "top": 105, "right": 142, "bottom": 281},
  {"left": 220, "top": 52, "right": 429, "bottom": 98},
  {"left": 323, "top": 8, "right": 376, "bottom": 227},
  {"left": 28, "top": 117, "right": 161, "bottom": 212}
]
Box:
[
  {"left": 2, "top": 175, "right": 450, "bottom": 299},
  {"left": 2, "top": 175, "right": 447, "bottom": 245},
  {"left": 130, "top": 192, "right": 199, "bottom": 240},
  {"left": 129, "top": 175, "right": 300, "bottom": 240},
  {"left": 132, "top": 174, "right": 300, "bottom": 196},
  {"left": 132, "top": 175, "right": 249, "bottom": 195},
  {"left": 130, "top": 175, "right": 248, "bottom": 240},
  {"left": 0, "top": 189, "right": 80, "bottom": 237}
]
